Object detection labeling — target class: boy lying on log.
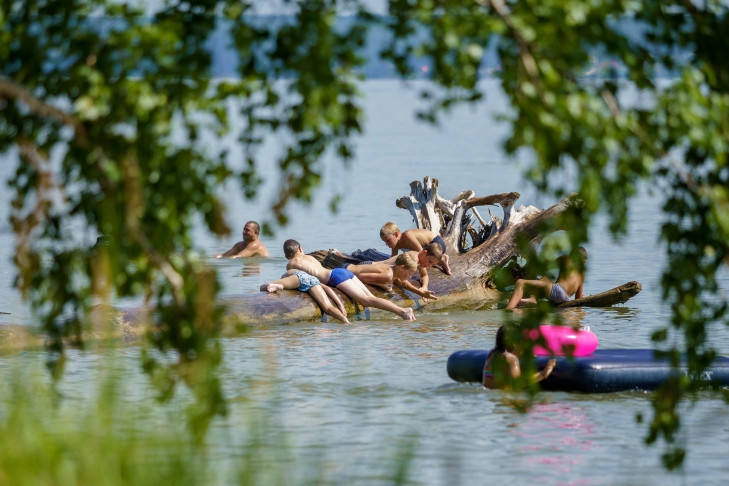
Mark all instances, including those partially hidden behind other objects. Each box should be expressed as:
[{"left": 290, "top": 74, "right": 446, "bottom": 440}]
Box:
[
  {"left": 261, "top": 270, "right": 350, "bottom": 324},
  {"left": 283, "top": 239, "right": 416, "bottom": 321},
  {"left": 345, "top": 252, "right": 438, "bottom": 302}
]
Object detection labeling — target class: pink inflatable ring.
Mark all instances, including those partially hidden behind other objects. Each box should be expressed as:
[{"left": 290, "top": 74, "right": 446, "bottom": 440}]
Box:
[{"left": 528, "top": 325, "right": 598, "bottom": 357}]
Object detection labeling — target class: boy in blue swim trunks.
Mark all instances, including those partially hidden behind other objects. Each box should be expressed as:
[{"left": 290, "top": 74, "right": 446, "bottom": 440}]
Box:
[
  {"left": 505, "top": 247, "right": 587, "bottom": 310},
  {"left": 261, "top": 270, "right": 350, "bottom": 323},
  {"left": 283, "top": 239, "right": 416, "bottom": 321},
  {"left": 379, "top": 222, "right": 452, "bottom": 275}
]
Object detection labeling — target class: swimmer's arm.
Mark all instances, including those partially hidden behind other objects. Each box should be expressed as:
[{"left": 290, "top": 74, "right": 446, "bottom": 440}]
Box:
[
  {"left": 533, "top": 359, "right": 556, "bottom": 382},
  {"left": 216, "top": 242, "right": 244, "bottom": 258},
  {"left": 575, "top": 282, "right": 584, "bottom": 300},
  {"left": 507, "top": 355, "right": 521, "bottom": 380}
]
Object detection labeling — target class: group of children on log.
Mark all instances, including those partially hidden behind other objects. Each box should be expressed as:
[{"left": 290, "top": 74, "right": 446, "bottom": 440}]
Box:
[{"left": 217, "top": 220, "right": 588, "bottom": 325}]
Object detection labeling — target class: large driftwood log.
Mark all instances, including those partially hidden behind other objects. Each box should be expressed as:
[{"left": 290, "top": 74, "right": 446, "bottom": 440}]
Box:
[
  {"left": 0, "top": 305, "right": 147, "bottom": 354},
  {"left": 395, "top": 176, "right": 524, "bottom": 254}
]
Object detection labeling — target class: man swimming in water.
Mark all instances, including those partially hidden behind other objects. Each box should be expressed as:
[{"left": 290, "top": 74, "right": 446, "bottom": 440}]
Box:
[{"left": 215, "top": 221, "right": 269, "bottom": 258}]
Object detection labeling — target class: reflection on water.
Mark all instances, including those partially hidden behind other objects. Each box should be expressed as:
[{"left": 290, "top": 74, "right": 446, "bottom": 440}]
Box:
[
  {"left": 512, "top": 402, "right": 598, "bottom": 482},
  {"left": 555, "top": 308, "right": 588, "bottom": 328},
  {"left": 240, "top": 260, "right": 262, "bottom": 278}
]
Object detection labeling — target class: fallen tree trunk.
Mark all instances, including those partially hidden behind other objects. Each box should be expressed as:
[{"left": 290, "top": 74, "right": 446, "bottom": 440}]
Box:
[{"left": 558, "top": 281, "right": 642, "bottom": 308}]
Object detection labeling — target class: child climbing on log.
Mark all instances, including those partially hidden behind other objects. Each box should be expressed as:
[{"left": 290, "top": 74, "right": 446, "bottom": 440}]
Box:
[
  {"left": 345, "top": 252, "right": 438, "bottom": 302},
  {"left": 505, "top": 247, "right": 587, "bottom": 310},
  {"left": 379, "top": 222, "right": 452, "bottom": 275},
  {"left": 283, "top": 239, "right": 416, "bottom": 321},
  {"left": 260, "top": 270, "right": 350, "bottom": 324},
  {"left": 376, "top": 246, "right": 442, "bottom": 298}
]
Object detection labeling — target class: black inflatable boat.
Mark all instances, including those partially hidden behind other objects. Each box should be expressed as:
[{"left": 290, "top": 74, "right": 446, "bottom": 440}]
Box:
[{"left": 447, "top": 348, "right": 729, "bottom": 393}]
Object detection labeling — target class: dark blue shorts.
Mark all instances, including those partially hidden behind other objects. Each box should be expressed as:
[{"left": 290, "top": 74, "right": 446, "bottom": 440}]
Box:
[
  {"left": 429, "top": 235, "right": 446, "bottom": 253},
  {"left": 327, "top": 267, "right": 355, "bottom": 287}
]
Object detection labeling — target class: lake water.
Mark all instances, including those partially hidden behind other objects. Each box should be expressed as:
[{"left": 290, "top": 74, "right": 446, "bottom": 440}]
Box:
[{"left": 2, "top": 80, "right": 729, "bottom": 484}]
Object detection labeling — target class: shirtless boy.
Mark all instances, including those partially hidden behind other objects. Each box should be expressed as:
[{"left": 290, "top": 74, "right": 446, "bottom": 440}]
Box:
[
  {"left": 380, "top": 222, "right": 452, "bottom": 275},
  {"left": 260, "top": 270, "right": 349, "bottom": 323},
  {"left": 216, "top": 221, "right": 269, "bottom": 258},
  {"left": 345, "top": 252, "right": 437, "bottom": 301},
  {"left": 283, "top": 239, "right": 415, "bottom": 321},
  {"left": 505, "top": 247, "right": 587, "bottom": 310},
  {"left": 379, "top": 243, "right": 443, "bottom": 294}
]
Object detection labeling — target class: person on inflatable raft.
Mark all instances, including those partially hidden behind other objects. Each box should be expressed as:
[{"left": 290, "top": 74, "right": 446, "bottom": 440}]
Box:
[{"left": 482, "top": 325, "right": 556, "bottom": 389}]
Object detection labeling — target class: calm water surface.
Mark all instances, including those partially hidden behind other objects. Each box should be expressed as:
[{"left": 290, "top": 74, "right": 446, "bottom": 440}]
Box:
[{"left": 2, "top": 80, "right": 729, "bottom": 484}]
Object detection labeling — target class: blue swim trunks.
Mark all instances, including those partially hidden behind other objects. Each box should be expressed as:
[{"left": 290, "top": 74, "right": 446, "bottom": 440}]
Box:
[
  {"left": 429, "top": 235, "right": 447, "bottom": 253},
  {"left": 327, "top": 267, "right": 355, "bottom": 287},
  {"left": 294, "top": 271, "right": 320, "bottom": 292},
  {"left": 549, "top": 283, "right": 570, "bottom": 304}
]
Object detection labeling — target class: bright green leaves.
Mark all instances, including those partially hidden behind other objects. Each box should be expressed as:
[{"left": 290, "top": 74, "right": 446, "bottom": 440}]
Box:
[
  {"left": 646, "top": 51, "right": 729, "bottom": 466},
  {"left": 382, "top": 0, "right": 493, "bottom": 120},
  {"left": 385, "top": 0, "right": 728, "bottom": 469},
  {"left": 3, "top": 0, "right": 373, "bottom": 442},
  {"left": 2, "top": 0, "right": 237, "bottom": 439},
  {"left": 230, "top": 1, "right": 367, "bottom": 224},
  {"left": 73, "top": 67, "right": 114, "bottom": 121},
  {"left": 706, "top": 185, "right": 729, "bottom": 239}
]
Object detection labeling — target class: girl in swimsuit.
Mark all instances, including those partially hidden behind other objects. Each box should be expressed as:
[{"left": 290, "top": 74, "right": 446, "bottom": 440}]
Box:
[{"left": 483, "top": 326, "right": 556, "bottom": 389}]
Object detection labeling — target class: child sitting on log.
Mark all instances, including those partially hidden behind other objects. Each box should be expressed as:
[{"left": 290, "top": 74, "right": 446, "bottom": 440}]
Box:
[
  {"left": 377, "top": 243, "right": 445, "bottom": 297},
  {"left": 505, "top": 247, "right": 587, "bottom": 310},
  {"left": 379, "top": 222, "right": 452, "bottom": 275}
]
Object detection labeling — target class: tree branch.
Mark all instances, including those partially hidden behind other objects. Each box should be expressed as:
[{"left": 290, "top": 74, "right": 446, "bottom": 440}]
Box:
[
  {"left": 480, "top": 0, "right": 546, "bottom": 104},
  {"left": 0, "top": 77, "right": 89, "bottom": 148},
  {"left": 121, "top": 153, "right": 185, "bottom": 309}
]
